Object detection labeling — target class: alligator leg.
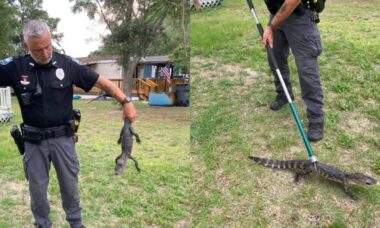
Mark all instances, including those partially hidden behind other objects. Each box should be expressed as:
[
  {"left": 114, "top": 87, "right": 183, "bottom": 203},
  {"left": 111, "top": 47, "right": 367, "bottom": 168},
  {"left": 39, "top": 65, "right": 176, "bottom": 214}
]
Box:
[
  {"left": 343, "top": 178, "right": 358, "bottom": 200},
  {"left": 130, "top": 126, "right": 141, "bottom": 143},
  {"left": 129, "top": 155, "right": 141, "bottom": 172},
  {"left": 117, "top": 128, "right": 124, "bottom": 144},
  {"left": 294, "top": 168, "right": 313, "bottom": 183}
]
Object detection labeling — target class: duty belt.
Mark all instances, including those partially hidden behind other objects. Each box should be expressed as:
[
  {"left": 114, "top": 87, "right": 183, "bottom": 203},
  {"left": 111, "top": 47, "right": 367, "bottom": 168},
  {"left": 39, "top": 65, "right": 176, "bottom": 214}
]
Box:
[{"left": 21, "top": 121, "right": 75, "bottom": 143}]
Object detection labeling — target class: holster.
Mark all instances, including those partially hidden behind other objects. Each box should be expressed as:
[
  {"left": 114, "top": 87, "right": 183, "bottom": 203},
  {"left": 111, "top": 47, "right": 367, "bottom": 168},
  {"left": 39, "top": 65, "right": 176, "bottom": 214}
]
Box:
[
  {"left": 10, "top": 125, "right": 25, "bottom": 155},
  {"left": 310, "top": 0, "right": 325, "bottom": 13},
  {"left": 73, "top": 109, "right": 81, "bottom": 133},
  {"left": 72, "top": 109, "right": 81, "bottom": 142}
]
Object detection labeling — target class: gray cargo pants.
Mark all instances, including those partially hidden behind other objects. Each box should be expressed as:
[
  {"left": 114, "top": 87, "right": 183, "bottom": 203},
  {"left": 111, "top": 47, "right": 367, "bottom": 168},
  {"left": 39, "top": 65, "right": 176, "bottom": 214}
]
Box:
[
  {"left": 268, "top": 10, "right": 324, "bottom": 124},
  {"left": 23, "top": 136, "right": 83, "bottom": 228}
]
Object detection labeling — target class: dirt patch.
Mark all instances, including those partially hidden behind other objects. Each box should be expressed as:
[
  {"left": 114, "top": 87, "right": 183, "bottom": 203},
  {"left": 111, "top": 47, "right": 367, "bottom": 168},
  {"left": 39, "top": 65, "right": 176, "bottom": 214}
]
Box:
[
  {"left": 332, "top": 196, "right": 356, "bottom": 213},
  {"left": 373, "top": 64, "right": 380, "bottom": 72},
  {"left": 373, "top": 210, "right": 380, "bottom": 227},
  {"left": 137, "top": 106, "right": 189, "bottom": 124},
  {"left": 338, "top": 112, "right": 378, "bottom": 144},
  {"left": 215, "top": 168, "right": 229, "bottom": 194},
  {"left": 344, "top": 114, "right": 376, "bottom": 134},
  {"left": 191, "top": 57, "right": 264, "bottom": 94},
  {"left": 0, "top": 181, "right": 27, "bottom": 201},
  {"left": 174, "top": 219, "right": 188, "bottom": 228}
]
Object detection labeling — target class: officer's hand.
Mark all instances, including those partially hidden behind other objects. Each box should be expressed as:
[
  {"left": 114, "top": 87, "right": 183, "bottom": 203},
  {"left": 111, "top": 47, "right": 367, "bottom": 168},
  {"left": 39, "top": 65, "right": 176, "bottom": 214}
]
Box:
[
  {"left": 122, "top": 102, "right": 137, "bottom": 123},
  {"left": 262, "top": 26, "right": 274, "bottom": 48}
]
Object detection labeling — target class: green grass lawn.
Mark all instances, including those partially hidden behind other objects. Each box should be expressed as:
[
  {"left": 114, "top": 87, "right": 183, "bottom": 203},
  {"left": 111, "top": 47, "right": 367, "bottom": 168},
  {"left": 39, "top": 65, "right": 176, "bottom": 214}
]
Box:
[
  {"left": 190, "top": 0, "right": 380, "bottom": 227},
  {"left": 0, "top": 98, "right": 190, "bottom": 227},
  {"left": 1, "top": 0, "right": 379, "bottom": 227}
]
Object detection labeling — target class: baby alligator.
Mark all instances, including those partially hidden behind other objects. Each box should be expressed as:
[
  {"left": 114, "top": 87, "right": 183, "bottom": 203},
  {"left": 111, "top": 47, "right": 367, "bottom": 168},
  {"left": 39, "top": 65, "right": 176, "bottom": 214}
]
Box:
[
  {"left": 249, "top": 156, "right": 377, "bottom": 200},
  {"left": 115, "top": 120, "right": 141, "bottom": 175}
]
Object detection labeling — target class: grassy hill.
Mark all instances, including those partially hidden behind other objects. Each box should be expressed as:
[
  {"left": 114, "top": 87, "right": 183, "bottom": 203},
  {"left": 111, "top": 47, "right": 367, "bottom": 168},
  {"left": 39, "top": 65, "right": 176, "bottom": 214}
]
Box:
[{"left": 190, "top": 0, "right": 380, "bottom": 226}]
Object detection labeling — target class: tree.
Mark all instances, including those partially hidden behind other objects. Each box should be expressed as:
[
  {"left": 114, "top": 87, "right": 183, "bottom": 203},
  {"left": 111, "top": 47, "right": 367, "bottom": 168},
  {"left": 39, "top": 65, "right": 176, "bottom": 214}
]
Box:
[
  {"left": 179, "top": 0, "right": 190, "bottom": 74},
  {"left": 5, "top": 0, "right": 62, "bottom": 55},
  {"left": 0, "top": 0, "right": 17, "bottom": 58},
  {"left": 70, "top": 0, "right": 190, "bottom": 95}
]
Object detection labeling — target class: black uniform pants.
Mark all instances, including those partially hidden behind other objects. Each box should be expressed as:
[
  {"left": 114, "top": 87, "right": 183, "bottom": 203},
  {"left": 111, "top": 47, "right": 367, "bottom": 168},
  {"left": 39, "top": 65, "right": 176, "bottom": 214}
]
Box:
[
  {"left": 268, "top": 11, "right": 324, "bottom": 124},
  {"left": 23, "top": 136, "right": 83, "bottom": 228}
]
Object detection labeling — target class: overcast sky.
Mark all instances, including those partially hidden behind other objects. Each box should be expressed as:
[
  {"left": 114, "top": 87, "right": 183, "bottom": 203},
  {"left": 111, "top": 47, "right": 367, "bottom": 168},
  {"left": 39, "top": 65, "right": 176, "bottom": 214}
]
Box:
[{"left": 42, "top": 0, "right": 107, "bottom": 58}]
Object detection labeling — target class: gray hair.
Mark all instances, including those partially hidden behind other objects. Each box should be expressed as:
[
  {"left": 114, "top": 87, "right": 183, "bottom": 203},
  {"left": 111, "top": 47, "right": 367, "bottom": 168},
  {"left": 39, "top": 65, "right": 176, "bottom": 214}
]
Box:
[{"left": 23, "top": 20, "right": 51, "bottom": 42}]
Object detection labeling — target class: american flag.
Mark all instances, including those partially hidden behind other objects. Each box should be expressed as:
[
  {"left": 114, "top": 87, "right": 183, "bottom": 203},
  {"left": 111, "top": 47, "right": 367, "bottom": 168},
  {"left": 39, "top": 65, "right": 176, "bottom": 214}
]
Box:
[{"left": 161, "top": 64, "right": 171, "bottom": 83}]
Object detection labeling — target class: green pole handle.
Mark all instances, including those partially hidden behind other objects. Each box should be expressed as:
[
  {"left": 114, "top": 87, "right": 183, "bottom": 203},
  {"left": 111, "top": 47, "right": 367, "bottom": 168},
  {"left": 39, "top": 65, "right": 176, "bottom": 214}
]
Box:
[{"left": 289, "top": 103, "right": 317, "bottom": 162}]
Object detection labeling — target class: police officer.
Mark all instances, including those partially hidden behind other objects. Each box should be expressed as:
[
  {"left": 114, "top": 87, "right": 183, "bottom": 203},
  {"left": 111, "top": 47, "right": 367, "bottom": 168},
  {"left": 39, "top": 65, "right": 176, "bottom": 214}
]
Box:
[
  {"left": 262, "top": 0, "right": 324, "bottom": 141},
  {"left": 0, "top": 20, "right": 136, "bottom": 227}
]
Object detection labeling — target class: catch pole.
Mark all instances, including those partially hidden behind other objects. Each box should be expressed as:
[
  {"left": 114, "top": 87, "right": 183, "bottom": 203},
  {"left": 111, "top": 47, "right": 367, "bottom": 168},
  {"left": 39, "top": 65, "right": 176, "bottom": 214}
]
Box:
[{"left": 246, "top": 0, "right": 317, "bottom": 163}]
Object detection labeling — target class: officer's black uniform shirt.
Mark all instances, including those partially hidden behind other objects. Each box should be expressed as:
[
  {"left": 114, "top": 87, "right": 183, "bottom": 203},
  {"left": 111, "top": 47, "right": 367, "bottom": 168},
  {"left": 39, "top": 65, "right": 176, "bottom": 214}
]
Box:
[{"left": 0, "top": 52, "right": 99, "bottom": 128}]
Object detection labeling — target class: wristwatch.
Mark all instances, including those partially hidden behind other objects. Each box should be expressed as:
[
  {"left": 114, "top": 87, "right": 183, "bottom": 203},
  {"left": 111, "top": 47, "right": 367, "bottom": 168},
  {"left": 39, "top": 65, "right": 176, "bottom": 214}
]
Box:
[{"left": 121, "top": 96, "right": 132, "bottom": 105}]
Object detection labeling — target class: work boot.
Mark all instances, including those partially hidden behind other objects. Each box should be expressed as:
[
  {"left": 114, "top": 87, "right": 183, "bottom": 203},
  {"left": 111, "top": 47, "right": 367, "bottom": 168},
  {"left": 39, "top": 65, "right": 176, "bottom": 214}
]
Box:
[
  {"left": 307, "top": 123, "right": 324, "bottom": 142},
  {"left": 270, "top": 97, "right": 288, "bottom": 111}
]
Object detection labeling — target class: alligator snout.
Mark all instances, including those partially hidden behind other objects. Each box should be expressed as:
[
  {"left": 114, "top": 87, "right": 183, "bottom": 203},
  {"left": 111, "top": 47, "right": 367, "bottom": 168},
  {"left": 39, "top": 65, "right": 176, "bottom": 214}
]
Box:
[{"left": 367, "top": 179, "right": 377, "bottom": 185}]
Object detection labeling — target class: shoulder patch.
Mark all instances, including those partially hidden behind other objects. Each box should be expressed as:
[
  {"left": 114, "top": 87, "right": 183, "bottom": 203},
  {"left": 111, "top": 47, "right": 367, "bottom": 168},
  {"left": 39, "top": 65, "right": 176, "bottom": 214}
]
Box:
[{"left": 0, "top": 57, "right": 13, "bottom": 65}]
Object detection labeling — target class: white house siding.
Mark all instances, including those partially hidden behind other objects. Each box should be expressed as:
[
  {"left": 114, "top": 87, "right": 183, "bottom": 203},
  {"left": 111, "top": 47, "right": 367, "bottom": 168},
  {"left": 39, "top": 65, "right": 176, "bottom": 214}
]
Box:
[{"left": 92, "top": 61, "right": 122, "bottom": 80}]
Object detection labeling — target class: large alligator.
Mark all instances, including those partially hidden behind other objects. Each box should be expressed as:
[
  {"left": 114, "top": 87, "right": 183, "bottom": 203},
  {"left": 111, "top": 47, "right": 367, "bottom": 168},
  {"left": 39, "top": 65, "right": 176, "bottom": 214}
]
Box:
[
  {"left": 115, "top": 120, "right": 141, "bottom": 175},
  {"left": 249, "top": 156, "right": 377, "bottom": 200}
]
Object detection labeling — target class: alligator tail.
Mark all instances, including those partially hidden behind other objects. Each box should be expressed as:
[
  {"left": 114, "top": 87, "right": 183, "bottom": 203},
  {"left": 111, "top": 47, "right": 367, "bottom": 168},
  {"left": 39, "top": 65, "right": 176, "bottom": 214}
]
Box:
[
  {"left": 115, "top": 153, "right": 127, "bottom": 175},
  {"left": 248, "top": 156, "right": 309, "bottom": 169}
]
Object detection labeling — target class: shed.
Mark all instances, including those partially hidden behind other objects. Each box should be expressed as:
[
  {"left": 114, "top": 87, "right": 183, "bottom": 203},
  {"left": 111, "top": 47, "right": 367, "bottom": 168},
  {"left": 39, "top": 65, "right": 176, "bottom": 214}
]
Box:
[
  {"left": 76, "top": 55, "right": 122, "bottom": 80},
  {"left": 136, "top": 56, "right": 171, "bottom": 79}
]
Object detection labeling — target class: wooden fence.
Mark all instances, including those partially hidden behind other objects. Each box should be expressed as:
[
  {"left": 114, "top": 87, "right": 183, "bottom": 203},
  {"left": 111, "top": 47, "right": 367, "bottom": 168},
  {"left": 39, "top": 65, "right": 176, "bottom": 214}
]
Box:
[{"left": 73, "top": 78, "right": 186, "bottom": 100}]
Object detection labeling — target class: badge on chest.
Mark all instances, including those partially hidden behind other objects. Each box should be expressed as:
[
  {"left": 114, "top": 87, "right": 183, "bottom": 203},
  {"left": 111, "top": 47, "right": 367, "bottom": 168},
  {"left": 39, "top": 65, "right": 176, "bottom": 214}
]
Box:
[{"left": 56, "top": 68, "right": 65, "bottom": 80}]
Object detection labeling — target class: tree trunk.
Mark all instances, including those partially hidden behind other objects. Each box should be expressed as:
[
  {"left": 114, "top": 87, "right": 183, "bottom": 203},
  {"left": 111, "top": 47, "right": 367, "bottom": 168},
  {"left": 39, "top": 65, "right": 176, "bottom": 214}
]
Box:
[
  {"left": 181, "top": 0, "right": 190, "bottom": 73},
  {"left": 193, "top": 0, "right": 202, "bottom": 10},
  {"left": 123, "top": 56, "right": 140, "bottom": 97}
]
